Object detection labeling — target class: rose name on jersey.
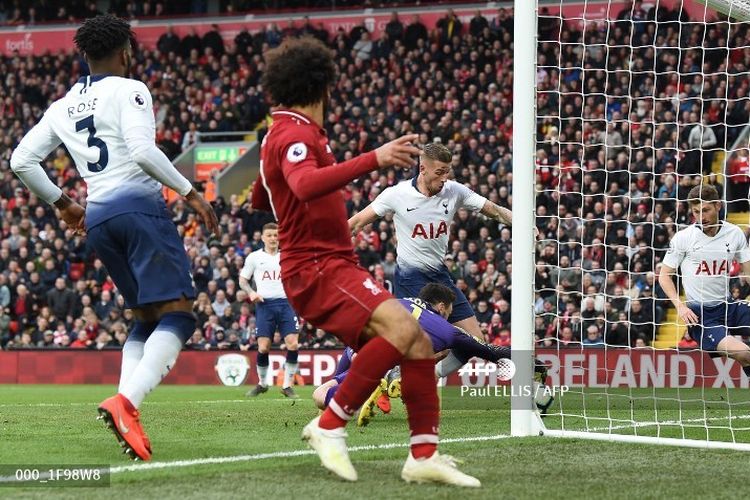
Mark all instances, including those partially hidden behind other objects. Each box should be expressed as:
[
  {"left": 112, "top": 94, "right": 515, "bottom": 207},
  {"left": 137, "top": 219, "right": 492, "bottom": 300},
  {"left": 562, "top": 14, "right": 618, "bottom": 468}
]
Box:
[{"left": 411, "top": 221, "right": 448, "bottom": 239}]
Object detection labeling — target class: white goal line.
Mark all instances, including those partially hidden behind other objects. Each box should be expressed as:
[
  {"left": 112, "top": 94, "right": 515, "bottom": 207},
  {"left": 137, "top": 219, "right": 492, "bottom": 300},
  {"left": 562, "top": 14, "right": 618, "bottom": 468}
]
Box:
[
  {"left": 0, "top": 399, "right": 297, "bottom": 408},
  {"left": 109, "top": 433, "right": 514, "bottom": 474},
  {"left": 110, "top": 412, "right": 750, "bottom": 475}
]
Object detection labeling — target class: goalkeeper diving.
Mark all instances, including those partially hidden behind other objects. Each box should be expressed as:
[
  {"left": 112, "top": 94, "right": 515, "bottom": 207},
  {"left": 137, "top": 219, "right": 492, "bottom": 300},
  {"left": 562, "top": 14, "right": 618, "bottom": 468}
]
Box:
[{"left": 313, "top": 283, "right": 553, "bottom": 425}]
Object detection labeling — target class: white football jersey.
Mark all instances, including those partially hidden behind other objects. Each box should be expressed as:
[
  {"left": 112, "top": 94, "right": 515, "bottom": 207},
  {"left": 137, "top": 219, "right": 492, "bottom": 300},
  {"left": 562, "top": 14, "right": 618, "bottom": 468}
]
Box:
[
  {"left": 662, "top": 222, "right": 750, "bottom": 305},
  {"left": 240, "top": 249, "right": 286, "bottom": 299},
  {"left": 370, "top": 178, "right": 486, "bottom": 271},
  {"left": 26, "top": 75, "right": 163, "bottom": 227}
]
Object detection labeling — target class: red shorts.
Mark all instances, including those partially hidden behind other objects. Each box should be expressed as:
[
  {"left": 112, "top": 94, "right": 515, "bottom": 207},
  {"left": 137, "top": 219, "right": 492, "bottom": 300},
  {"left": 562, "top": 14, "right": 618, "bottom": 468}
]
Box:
[{"left": 283, "top": 257, "right": 391, "bottom": 349}]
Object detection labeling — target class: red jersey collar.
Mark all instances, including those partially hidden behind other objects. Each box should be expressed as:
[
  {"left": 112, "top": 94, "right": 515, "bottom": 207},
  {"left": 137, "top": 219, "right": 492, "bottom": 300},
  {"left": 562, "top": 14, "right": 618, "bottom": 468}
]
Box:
[{"left": 271, "top": 108, "right": 324, "bottom": 132}]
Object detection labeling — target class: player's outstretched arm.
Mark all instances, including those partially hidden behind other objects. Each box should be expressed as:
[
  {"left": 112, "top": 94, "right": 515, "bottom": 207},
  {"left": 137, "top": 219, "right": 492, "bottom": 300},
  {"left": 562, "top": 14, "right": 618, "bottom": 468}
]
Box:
[
  {"left": 11, "top": 114, "right": 64, "bottom": 204},
  {"left": 658, "top": 264, "right": 698, "bottom": 325},
  {"left": 480, "top": 200, "right": 513, "bottom": 226},
  {"left": 282, "top": 134, "right": 420, "bottom": 202},
  {"left": 349, "top": 206, "right": 378, "bottom": 234}
]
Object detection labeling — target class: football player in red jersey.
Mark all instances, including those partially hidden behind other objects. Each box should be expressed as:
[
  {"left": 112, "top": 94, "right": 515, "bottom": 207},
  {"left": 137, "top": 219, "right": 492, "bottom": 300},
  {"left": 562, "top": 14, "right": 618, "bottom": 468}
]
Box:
[{"left": 250, "top": 37, "right": 480, "bottom": 487}]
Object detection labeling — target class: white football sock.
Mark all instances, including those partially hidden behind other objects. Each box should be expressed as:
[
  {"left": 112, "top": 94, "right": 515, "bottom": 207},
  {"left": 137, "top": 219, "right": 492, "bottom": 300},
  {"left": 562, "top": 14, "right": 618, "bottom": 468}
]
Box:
[
  {"left": 436, "top": 351, "right": 465, "bottom": 378},
  {"left": 283, "top": 362, "right": 298, "bottom": 388},
  {"left": 118, "top": 340, "right": 144, "bottom": 394},
  {"left": 257, "top": 364, "right": 269, "bottom": 387},
  {"left": 120, "top": 331, "right": 182, "bottom": 408}
]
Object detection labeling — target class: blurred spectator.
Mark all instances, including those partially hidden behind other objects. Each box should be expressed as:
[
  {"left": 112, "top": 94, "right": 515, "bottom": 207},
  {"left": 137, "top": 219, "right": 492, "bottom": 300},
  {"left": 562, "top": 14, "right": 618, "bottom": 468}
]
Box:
[
  {"left": 352, "top": 31, "right": 373, "bottom": 61},
  {"left": 728, "top": 148, "right": 750, "bottom": 212},
  {"left": 70, "top": 331, "right": 91, "bottom": 348},
  {"left": 404, "top": 14, "right": 427, "bottom": 49},
  {"left": 157, "top": 26, "right": 181, "bottom": 55},
  {"left": 385, "top": 12, "right": 404, "bottom": 41},
  {"left": 46, "top": 278, "right": 76, "bottom": 322},
  {"left": 469, "top": 11, "right": 489, "bottom": 38},
  {"left": 202, "top": 24, "right": 224, "bottom": 56},
  {"left": 582, "top": 325, "right": 604, "bottom": 348},
  {"left": 436, "top": 9, "right": 462, "bottom": 42}
]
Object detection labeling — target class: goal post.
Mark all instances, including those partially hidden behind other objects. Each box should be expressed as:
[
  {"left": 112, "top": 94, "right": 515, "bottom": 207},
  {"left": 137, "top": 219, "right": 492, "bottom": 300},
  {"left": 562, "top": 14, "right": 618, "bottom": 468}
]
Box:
[
  {"left": 511, "top": 0, "right": 750, "bottom": 451},
  {"left": 510, "top": 0, "right": 544, "bottom": 437}
]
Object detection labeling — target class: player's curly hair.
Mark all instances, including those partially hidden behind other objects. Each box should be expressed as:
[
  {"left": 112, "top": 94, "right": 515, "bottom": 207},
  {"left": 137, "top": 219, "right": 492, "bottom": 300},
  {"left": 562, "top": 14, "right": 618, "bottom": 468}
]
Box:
[
  {"left": 74, "top": 14, "right": 135, "bottom": 62},
  {"left": 422, "top": 142, "right": 453, "bottom": 163},
  {"left": 261, "top": 37, "right": 337, "bottom": 108},
  {"left": 419, "top": 283, "right": 457, "bottom": 308}
]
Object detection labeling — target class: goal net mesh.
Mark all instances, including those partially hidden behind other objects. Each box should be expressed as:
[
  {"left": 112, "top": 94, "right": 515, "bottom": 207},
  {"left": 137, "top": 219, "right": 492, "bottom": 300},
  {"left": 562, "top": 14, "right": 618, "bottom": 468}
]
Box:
[{"left": 534, "top": 0, "right": 750, "bottom": 445}]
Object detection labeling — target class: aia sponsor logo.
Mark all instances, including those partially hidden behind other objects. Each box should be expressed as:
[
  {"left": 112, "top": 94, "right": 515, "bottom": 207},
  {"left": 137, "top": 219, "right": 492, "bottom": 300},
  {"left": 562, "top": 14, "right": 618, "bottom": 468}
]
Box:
[
  {"left": 411, "top": 221, "right": 448, "bottom": 239},
  {"left": 261, "top": 270, "right": 281, "bottom": 280},
  {"left": 695, "top": 260, "right": 730, "bottom": 275}
]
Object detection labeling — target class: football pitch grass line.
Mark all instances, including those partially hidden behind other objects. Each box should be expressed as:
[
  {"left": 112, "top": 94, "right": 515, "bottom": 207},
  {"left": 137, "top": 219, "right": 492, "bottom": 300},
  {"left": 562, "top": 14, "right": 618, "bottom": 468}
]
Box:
[
  {"left": 108, "top": 434, "right": 515, "bottom": 474},
  {"left": 0, "top": 399, "right": 296, "bottom": 408},
  {"left": 108, "top": 413, "right": 750, "bottom": 476}
]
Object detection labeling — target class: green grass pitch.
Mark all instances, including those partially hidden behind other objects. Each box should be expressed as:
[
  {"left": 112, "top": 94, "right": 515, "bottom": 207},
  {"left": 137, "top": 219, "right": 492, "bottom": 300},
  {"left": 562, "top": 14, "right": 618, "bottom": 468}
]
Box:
[{"left": 1, "top": 384, "right": 749, "bottom": 499}]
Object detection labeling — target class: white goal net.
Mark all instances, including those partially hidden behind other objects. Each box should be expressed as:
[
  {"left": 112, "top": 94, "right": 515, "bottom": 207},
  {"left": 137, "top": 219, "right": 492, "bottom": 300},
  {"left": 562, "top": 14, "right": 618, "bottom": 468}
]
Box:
[{"left": 514, "top": 0, "right": 750, "bottom": 449}]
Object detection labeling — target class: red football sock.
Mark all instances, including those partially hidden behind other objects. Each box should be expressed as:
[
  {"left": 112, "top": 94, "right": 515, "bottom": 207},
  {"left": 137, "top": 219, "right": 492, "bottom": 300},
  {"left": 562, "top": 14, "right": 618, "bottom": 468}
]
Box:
[
  {"left": 319, "top": 336, "right": 403, "bottom": 430},
  {"left": 401, "top": 358, "right": 439, "bottom": 459}
]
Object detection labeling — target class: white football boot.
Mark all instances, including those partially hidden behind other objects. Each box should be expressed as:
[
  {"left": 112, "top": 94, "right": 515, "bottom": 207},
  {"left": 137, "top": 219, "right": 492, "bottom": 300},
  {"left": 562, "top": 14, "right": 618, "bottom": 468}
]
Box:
[
  {"left": 302, "top": 416, "right": 357, "bottom": 481},
  {"left": 401, "top": 451, "right": 481, "bottom": 487}
]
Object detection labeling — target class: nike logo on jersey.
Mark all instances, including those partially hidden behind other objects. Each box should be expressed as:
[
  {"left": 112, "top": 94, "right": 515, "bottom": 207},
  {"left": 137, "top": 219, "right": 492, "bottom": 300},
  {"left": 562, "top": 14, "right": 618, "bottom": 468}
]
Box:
[{"left": 407, "top": 207, "right": 418, "bottom": 212}]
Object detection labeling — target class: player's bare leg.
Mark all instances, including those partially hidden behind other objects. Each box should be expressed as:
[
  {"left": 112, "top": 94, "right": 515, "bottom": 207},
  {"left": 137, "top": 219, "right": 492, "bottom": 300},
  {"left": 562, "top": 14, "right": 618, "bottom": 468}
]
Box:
[
  {"left": 281, "top": 333, "right": 300, "bottom": 398},
  {"left": 717, "top": 336, "right": 750, "bottom": 374},
  {"left": 247, "top": 337, "right": 271, "bottom": 397},
  {"left": 313, "top": 380, "right": 339, "bottom": 410}
]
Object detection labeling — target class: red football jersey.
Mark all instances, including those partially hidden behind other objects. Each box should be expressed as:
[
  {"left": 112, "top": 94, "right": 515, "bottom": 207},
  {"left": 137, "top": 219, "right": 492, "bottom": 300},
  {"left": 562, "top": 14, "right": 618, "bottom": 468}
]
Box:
[{"left": 252, "top": 109, "right": 378, "bottom": 274}]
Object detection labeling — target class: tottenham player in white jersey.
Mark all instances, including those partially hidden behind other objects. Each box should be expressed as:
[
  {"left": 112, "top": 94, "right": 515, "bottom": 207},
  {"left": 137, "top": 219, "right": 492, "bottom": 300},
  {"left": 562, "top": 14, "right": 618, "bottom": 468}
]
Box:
[
  {"left": 10, "top": 15, "right": 218, "bottom": 462},
  {"left": 659, "top": 184, "right": 750, "bottom": 372},
  {"left": 349, "top": 142, "right": 512, "bottom": 376},
  {"left": 239, "top": 222, "right": 300, "bottom": 398}
]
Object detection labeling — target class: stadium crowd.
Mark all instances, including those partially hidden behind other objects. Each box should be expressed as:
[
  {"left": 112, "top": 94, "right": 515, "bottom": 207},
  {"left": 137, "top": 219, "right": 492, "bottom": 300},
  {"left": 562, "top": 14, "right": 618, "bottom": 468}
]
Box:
[
  {"left": 0, "top": 1, "right": 450, "bottom": 24},
  {"left": 2, "top": 3, "right": 750, "bottom": 351}
]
